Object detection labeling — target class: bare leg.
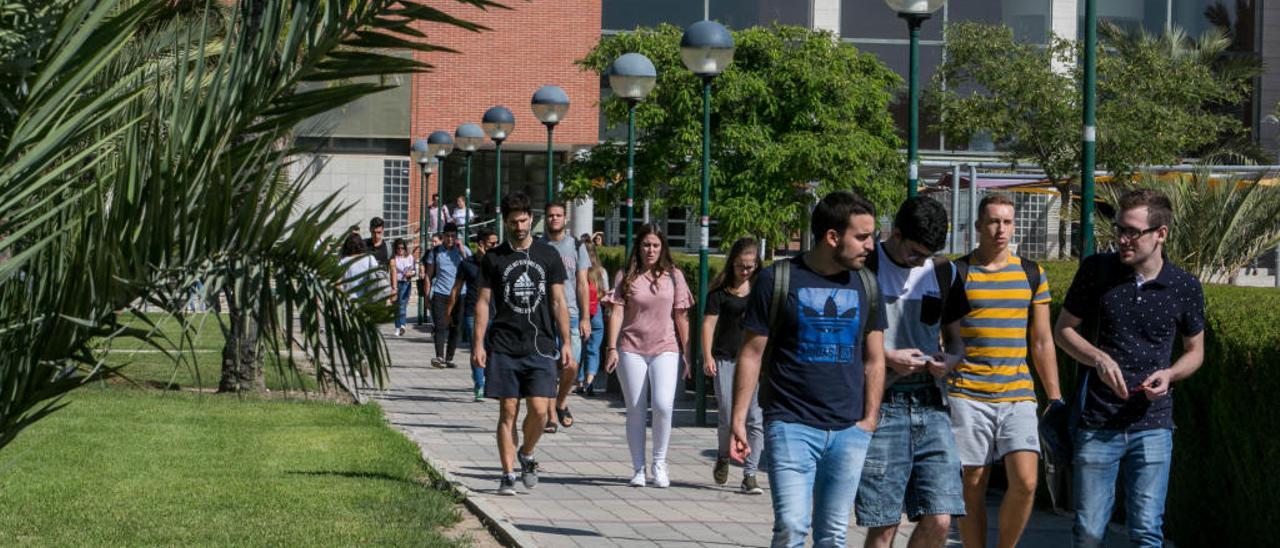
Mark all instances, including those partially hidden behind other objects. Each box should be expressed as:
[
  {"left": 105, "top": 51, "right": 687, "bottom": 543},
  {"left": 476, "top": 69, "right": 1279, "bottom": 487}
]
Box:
[
  {"left": 958, "top": 465, "right": 991, "bottom": 548},
  {"left": 522, "top": 396, "right": 550, "bottom": 455},
  {"left": 864, "top": 525, "right": 898, "bottom": 548},
  {"left": 554, "top": 363, "right": 579, "bottom": 424},
  {"left": 996, "top": 451, "right": 1039, "bottom": 548},
  {"left": 497, "top": 398, "right": 520, "bottom": 473},
  {"left": 908, "top": 514, "right": 952, "bottom": 548}
]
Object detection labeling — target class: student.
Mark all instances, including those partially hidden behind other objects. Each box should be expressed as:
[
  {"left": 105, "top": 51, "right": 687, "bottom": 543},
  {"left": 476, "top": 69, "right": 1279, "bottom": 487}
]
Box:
[
  {"left": 856, "top": 197, "right": 969, "bottom": 548},
  {"left": 703, "top": 237, "right": 765, "bottom": 495},
  {"left": 1055, "top": 189, "right": 1205, "bottom": 548},
  {"left": 574, "top": 241, "right": 609, "bottom": 397},
  {"left": 425, "top": 223, "right": 470, "bottom": 368},
  {"left": 603, "top": 223, "right": 693, "bottom": 488},
  {"left": 472, "top": 191, "right": 574, "bottom": 496},
  {"left": 449, "top": 227, "right": 498, "bottom": 401},
  {"left": 390, "top": 238, "right": 417, "bottom": 337},
  {"left": 732, "top": 191, "right": 887, "bottom": 547},
  {"left": 538, "top": 202, "right": 591, "bottom": 433},
  {"left": 949, "top": 194, "right": 1062, "bottom": 548}
]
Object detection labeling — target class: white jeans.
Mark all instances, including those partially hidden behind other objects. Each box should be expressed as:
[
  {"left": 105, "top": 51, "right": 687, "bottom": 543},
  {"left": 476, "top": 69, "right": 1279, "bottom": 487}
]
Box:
[{"left": 617, "top": 351, "right": 679, "bottom": 471}]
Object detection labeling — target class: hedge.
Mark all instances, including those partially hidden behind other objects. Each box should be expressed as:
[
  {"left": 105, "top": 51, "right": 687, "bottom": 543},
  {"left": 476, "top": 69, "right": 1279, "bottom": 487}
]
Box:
[{"left": 599, "top": 249, "right": 1277, "bottom": 545}]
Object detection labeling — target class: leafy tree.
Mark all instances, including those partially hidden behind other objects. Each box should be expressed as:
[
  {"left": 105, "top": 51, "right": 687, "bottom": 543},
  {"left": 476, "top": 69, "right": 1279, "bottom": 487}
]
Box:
[
  {"left": 930, "top": 21, "right": 1257, "bottom": 258},
  {"left": 0, "top": 0, "right": 501, "bottom": 449},
  {"left": 566, "top": 25, "right": 903, "bottom": 248}
]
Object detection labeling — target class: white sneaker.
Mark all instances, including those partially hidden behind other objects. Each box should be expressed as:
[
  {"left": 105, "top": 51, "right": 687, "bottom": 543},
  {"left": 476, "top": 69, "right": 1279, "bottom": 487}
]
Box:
[
  {"left": 395, "top": 327, "right": 404, "bottom": 337},
  {"left": 652, "top": 462, "right": 670, "bottom": 488},
  {"left": 628, "top": 469, "right": 646, "bottom": 487}
]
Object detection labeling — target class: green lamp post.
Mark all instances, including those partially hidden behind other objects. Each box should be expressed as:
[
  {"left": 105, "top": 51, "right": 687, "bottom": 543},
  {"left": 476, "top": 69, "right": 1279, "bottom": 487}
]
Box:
[
  {"left": 886, "top": 0, "right": 943, "bottom": 198},
  {"left": 482, "top": 106, "right": 515, "bottom": 240},
  {"left": 1080, "top": 0, "right": 1098, "bottom": 260},
  {"left": 681, "top": 19, "right": 735, "bottom": 428},
  {"left": 609, "top": 53, "right": 658, "bottom": 255},
  {"left": 426, "top": 130, "right": 454, "bottom": 239},
  {"left": 531, "top": 85, "right": 570, "bottom": 208},
  {"left": 410, "top": 137, "right": 432, "bottom": 325},
  {"left": 454, "top": 123, "right": 485, "bottom": 244}
]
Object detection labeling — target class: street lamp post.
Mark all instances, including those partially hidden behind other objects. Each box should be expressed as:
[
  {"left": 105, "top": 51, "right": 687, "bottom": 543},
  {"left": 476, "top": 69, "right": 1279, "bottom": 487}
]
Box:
[
  {"left": 482, "top": 106, "right": 515, "bottom": 240},
  {"left": 609, "top": 53, "right": 658, "bottom": 255},
  {"left": 1080, "top": 0, "right": 1098, "bottom": 260},
  {"left": 532, "top": 85, "right": 570, "bottom": 207},
  {"left": 886, "top": 0, "right": 943, "bottom": 198},
  {"left": 455, "top": 123, "right": 485, "bottom": 244},
  {"left": 410, "top": 138, "right": 433, "bottom": 325},
  {"left": 427, "top": 130, "right": 454, "bottom": 241},
  {"left": 681, "top": 19, "right": 734, "bottom": 428}
]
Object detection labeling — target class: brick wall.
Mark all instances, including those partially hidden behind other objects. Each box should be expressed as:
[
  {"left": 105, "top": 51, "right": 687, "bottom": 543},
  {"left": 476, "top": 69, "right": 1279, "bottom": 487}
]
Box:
[{"left": 407, "top": 0, "right": 602, "bottom": 233}]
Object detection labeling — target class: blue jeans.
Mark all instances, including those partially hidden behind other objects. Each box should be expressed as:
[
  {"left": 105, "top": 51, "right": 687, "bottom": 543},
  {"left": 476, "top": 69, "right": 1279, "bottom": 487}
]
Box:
[
  {"left": 1073, "top": 428, "right": 1173, "bottom": 548},
  {"left": 461, "top": 312, "right": 474, "bottom": 346},
  {"left": 855, "top": 387, "right": 965, "bottom": 527},
  {"left": 394, "top": 282, "right": 412, "bottom": 328},
  {"left": 577, "top": 310, "right": 604, "bottom": 383},
  {"left": 765, "top": 420, "right": 872, "bottom": 548}
]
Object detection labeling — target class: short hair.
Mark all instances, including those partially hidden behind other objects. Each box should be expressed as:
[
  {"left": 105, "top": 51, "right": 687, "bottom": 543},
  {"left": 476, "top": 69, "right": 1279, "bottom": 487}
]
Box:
[
  {"left": 811, "top": 191, "right": 876, "bottom": 243},
  {"left": 977, "top": 194, "right": 1016, "bottom": 221},
  {"left": 1118, "top": 188, "right": 1173, "bottom": 230},
  {"left": 546, "top": 201, "right": 568, "bottom": 214},
  {"left": 369, "top": 217, "right": 385, "bottom": 229},
  {"left": 894, "top": 196, "right": 949, "bottom": 252},
  {"left": 502, "top": 191, "right": 533, "bottom": 220},
  {"left": 474, "top": 227, "right": 496, "bottom": 243},
  {"left": 442, "top": 222, "right": 458, "bottom": 234},
  {"left": 341, "top": 232, "right": 367, "bottom": 257}
]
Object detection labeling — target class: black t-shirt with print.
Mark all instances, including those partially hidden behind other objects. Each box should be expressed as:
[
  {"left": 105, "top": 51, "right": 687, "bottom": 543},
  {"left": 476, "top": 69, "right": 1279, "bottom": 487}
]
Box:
[
  {"left": 365, "top": 238, "right": 391, "bottom": 266},
  {"left": 706, "top": 288, "right": 748, "bottom": 361},
  {"left": 478, "top": 241, "right": 568, "bottom": 357}
]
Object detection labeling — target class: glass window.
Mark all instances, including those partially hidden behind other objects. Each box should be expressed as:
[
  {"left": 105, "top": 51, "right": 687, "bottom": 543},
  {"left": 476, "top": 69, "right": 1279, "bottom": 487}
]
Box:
[
  {"left": 711, "top": 0, "right": 810, "bottom": 28},
  {"left": 946, "top": 0, "right": 1052, "bottom": 44},
  {"left": 850, "top": 42, "right": 945, "bottom": 150},
  {"left": 1079, "top": 0, "right": 1166, "bottom": 38},
  {"left": 383, "top": 159, "right": 411, "bottom": 239},
  {"left": 603, "top": 0, "right": 704, "bottom": 31},
  {"left": 1173, "top": 0, "right": 1257, "bottom": 52},
  {"left": 843, "top": 0, "right": 943, "bottom": 41}
]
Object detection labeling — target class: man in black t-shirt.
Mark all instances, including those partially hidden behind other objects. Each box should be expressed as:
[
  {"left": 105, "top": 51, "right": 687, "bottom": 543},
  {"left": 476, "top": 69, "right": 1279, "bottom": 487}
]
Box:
[
  {"left": 733, "top": 191, "right": 888, "bottom": 547},
  {"left": 364, "top": 217, "right": 391, "bottom": 266},
  {"left": 449, "top": 227, "right": 498, "bottom": 402},
  {"left": 473, "top": 192, "right": 573, "bottom": 496}
]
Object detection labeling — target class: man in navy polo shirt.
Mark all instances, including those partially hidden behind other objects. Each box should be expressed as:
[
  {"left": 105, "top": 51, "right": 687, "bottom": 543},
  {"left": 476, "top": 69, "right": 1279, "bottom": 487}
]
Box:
[
  {"left": 731, "top": 190, "right": 888, "bottom": 548},
  {"left": 1054, "top": 189, "right": 1206, "bottom": 548}
]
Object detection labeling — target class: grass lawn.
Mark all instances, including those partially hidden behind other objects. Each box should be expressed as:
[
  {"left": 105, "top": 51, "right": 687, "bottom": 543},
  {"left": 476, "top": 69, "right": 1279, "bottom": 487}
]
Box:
[{"left": 0, "top": 314, "right": 467, "bottom": 546}]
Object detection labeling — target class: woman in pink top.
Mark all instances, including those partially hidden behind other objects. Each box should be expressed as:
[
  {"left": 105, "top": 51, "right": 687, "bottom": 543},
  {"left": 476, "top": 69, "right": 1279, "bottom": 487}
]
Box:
[{"left": 604, "top": 223, "right": 693, "bottom": 488}]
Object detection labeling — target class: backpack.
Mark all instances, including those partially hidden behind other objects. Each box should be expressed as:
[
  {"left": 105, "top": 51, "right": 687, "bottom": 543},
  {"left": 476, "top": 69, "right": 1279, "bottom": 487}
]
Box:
[{"left": 757, "top": 257, "right": 880, "bottom": 403}]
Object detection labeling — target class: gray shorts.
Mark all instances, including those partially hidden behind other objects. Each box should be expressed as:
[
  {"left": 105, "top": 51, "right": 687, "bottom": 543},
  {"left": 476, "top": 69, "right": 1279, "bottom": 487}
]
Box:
[{"left": 948, "top": 397, "right": 1040, "bottom": 467}]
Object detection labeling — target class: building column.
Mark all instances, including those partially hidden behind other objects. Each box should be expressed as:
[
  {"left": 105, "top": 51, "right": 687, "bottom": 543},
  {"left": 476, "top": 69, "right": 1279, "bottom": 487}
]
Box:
[
  {"left": 571, "top": 197, "right": 594, "bottom": 242},
  {"left": 811, "top": 0, "right": 840, "bottom": 35}
]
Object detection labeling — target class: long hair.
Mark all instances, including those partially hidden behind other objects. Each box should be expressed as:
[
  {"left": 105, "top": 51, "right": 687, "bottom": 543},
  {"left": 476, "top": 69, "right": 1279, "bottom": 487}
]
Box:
[
  {"left": 620, "top": 223, "right": 678, "bottom": 302},
  {"left": 583, "top": 241, "right": 606, "bottom": 301},
  {"left": 709, "top": 237, "right": 759, "bottom": 295}
]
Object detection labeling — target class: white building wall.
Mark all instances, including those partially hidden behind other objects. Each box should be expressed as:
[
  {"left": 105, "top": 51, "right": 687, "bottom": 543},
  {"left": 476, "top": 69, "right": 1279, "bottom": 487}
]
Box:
[
  {"left": 811, "top": 0, "right": 841, "bottom": 34},
  {"left": 291, "top": 153, "right": 395, "bottom": 241}
]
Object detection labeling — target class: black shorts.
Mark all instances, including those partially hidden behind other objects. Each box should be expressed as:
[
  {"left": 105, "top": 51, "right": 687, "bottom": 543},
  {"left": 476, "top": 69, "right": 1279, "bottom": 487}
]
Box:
[{"left": 484, "top": 352, "right": 558, "bottom": 399}]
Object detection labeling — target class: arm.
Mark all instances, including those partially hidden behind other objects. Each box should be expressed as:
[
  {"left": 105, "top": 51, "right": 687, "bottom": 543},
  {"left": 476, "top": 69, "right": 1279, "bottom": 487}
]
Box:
[
  {"left": 730, "top": 331, "right": 767, "bottom": 461},
  {"left": 551, "top": 283, "right": 575, "bottom": 369},
  {"left": 471, "top": 287, "right": 491, "bottom": 368},
  {"left": 929, "top": 320, "right": 966, "bottom": 378},
  {"left": 701, "top": 314, "right": 719, "bottom": 376},
  {"left": 1141, "top": 331, "right": 1205, "bottom": 399},
  {"left": 1029, "top": 302, "right": 1063, "bottom": 401},
  {"left": 603, "top": 300, "right": 624, "bottom": 373},
  {"left": 1054, "top": 308, "right": 1127, "bottom": 399},
  {"left": 446, "top": 274, "right": 465, "bottom": 324},
  {"left": 857, "top": 330, "right": 886, "bottom": 432},
  {"left": 674, "top": 306, "right": 691, "bottom": 379},
  {"left": 576, "top": 269, "right": 591, "bottom": 339}
]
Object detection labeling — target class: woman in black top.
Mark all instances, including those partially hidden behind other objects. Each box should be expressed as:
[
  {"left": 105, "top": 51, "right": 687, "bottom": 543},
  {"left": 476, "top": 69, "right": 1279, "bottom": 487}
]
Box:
[{"left": 702, "top": 237, "right": 765, "bottom": 494}]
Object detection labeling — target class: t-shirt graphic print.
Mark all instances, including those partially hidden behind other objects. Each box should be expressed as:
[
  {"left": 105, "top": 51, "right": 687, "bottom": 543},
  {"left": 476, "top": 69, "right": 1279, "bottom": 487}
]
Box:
[
  {"left": 504, "top": 259, "right": 546, "bottom": 314},
  {"left": 797, "top": 287, "right": 861, "bottom": 364},
  {"left": 478, "top": 242, "right": 567, "bottom": 357}
]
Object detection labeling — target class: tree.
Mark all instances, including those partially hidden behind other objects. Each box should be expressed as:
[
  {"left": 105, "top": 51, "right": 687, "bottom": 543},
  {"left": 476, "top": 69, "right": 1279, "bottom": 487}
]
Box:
[
  {"left": 0, "top": 0, "right": 502, "bottom": 449},
  {"left": 566, "top": 25, "right": 903, "bottom": 248},
  {"left": 929, "top": 21, "right": 1257, "bottom": 258}
]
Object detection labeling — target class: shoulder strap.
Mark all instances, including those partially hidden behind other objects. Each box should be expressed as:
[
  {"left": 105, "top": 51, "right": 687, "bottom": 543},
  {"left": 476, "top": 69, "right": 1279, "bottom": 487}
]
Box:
[
  {"left": 932, "top": 256, "right": 954, "bottom": 314},
  {"left": 1020, "top": 256, "right": 1042, "bottom": 311},
  {"left": 857, "top": 266, "right": 879, "bottom": 339},
  {"left": 758, "top": 259, "right": 791, "bottom": 405}
]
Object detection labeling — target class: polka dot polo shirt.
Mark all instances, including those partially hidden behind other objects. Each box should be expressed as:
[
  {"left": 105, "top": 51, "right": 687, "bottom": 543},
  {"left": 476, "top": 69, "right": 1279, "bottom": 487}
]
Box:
[{"left": 1061, "top": 253, "right": 1206, "bottom": 431}]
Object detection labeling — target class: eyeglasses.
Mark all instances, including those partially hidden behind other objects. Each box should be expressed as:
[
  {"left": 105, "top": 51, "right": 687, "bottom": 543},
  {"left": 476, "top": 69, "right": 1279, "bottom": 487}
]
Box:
[
  {"left": 1112, "top": 223, "right": 1161, "bottom": 242},
  {"left": 733, "top": 262, "right": 757, "bottom": 271}
]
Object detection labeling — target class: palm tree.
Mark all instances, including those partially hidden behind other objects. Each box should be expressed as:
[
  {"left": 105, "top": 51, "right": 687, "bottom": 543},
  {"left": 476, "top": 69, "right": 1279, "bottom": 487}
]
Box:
[{"left": 0, "top": 0, "right": 503, "bottom": 450}]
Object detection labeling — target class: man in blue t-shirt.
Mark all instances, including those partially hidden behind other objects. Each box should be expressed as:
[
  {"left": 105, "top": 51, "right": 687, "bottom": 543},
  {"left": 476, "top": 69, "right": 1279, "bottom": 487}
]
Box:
[
  {"left": 732, "top": 190, "right": 888, "bottom": 548},
  {"left": 425, "top": 222, "right": 471, "bottom": 368},
  {"left": 1055, "top": 189, "right": 1205, "bottom": 548}
]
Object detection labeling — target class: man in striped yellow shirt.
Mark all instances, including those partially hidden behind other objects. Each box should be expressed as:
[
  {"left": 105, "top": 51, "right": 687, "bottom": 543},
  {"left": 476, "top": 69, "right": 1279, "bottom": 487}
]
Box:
[{"left": 949, "top": 194, "right": 1062, "bottom": 548}]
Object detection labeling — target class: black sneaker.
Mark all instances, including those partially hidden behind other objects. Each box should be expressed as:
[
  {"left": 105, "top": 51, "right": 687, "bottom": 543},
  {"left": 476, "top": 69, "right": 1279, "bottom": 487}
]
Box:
[
  {"left": 518, "top": 452, "right": 539, "bottom": 489},
  {"left": 445, "top": 360, "right": 458, "bottom": 369},
  {"left": 741, "top": 475, "right": 764, "bottom": 495},
  {"left": 497, "top": 475, "right": 517, "bottom": 496},
  {"left": 713, "top": 457, "right": 730, "bottom": 485}
]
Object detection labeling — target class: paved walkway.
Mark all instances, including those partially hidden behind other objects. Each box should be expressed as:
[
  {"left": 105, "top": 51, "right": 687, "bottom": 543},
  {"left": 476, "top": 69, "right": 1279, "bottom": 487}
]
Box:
[{"left": 375, "top": 326, "right": 1117, "bottom": 547}]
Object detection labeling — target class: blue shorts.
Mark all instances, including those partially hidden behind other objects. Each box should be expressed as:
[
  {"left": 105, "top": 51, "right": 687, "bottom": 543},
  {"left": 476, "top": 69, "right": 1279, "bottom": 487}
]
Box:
[
  {"left": 484, "top": 352, "right": 558, "bottom": 399},
  {"left": 855, "top": 386, "right": 966, "bottom": 527}
]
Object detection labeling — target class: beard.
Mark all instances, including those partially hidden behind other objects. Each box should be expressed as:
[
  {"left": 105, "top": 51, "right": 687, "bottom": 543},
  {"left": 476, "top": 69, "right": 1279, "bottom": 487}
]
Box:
[{"left": 834, "top": 239, "right": 869, "bottom": 271}]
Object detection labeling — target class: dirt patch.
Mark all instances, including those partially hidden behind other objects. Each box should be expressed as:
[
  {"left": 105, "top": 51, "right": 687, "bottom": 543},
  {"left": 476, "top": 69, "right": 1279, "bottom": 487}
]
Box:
[{"left": 445, "top": 502, "right": 508, "bottom": 548}]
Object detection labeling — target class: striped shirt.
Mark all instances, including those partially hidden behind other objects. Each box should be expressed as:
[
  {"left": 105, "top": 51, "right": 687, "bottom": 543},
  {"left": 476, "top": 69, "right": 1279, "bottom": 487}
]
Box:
[{"left": 948, "top": 255, "right": 1050, "bottom": 403}]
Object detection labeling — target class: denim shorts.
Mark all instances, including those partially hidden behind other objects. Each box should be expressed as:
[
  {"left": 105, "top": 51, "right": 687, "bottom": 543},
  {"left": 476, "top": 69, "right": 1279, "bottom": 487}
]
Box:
[
  {"left": 855, "top": 387, "right": 966, "bottom": 527},
  {"left": 484, "top": 352, "right": 558, "bottom": 399}
]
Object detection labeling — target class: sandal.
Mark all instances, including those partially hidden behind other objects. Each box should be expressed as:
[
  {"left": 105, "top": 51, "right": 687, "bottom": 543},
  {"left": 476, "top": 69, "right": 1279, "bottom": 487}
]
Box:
[
  {"left": 544, "top": 418, "right": 557, "bottom": 434},
  {"left": 557, "top": 405, "right": 574, "bottom": 428}
]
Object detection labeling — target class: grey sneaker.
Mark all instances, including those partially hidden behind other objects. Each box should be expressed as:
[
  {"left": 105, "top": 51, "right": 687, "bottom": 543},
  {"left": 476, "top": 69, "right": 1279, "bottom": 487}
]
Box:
[
  {"left": 497, "top": 475, "right": 517, "bottom": 496},
  {"left": 741, "top": 475, "right": 763, "bottom": 495},
  {"left": 713, "top": 457, "right": 730, "bottom": 485},
  {"left": 518, "top": 452, "right": 539, "bottom": 489},
  {"left": 430, "top": 357, "right": 446, "bottom": 369}
]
